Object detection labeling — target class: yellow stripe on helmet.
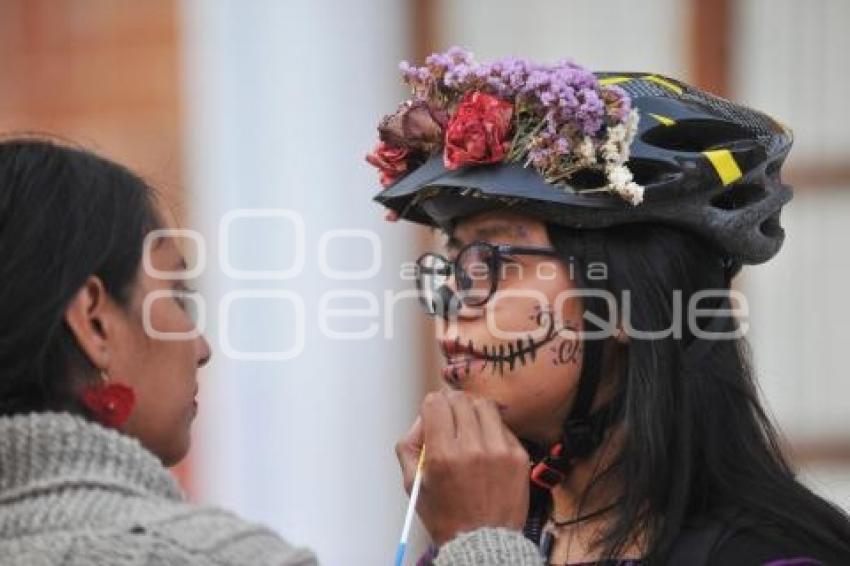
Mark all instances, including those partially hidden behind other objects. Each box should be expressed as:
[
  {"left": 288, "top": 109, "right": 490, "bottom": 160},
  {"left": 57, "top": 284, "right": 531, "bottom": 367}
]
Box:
[
  {"left": 649, "top": 113, "right": 676, "bottom": 126},
  {"left": 703, "top": 149, "right": 743, "bottom": 186},
  {"left": 599, "top": 76, "right": 632, "bottom": 86},
  {"left": 643, "top": 75, "right": 684, "bottom": 95}
]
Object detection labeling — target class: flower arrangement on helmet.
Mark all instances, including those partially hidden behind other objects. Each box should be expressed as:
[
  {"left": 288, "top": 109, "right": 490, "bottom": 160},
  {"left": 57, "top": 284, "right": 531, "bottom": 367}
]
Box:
[{"left": 366, "top": 46, "right": 645, "bottom": 206}]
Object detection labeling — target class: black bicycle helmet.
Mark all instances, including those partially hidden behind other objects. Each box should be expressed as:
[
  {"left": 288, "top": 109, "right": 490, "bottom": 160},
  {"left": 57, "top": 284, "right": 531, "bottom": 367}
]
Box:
[{"left": 374, "top": 71, "right": 793, "bottom": 266}]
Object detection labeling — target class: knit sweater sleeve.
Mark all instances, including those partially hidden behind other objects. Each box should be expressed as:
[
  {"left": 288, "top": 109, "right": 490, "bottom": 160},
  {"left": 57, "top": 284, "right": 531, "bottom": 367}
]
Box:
[
  {"left": 144, "top": 504, "right": 318, "bottom": 566},
  {"left": 434, "top": 528, "right": 544, "bottom": 566}
]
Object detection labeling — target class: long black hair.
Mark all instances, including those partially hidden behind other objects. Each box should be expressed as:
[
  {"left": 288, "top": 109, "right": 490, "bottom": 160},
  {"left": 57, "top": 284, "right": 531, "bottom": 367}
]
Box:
[
  {"left": 0, "top": 138, "right": 161, "bottom": 417},
  {"left": 540, "top": 222, "right": 850, "bottom": 563}
]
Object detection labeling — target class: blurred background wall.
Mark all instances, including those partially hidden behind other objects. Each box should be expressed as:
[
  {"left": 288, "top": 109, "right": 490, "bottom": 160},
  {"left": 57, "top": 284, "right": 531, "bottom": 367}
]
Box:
[
  {"left": 734, "top": 0, "right": 850, "bottom": 511},
  {"left": 0, "top": 0, "right": 193, "bottom": 485},
  {"left": 0, "top": 0, "right": 848, "bottom": 563},
  {"left": 180, "top": 2, "right": 424, "bottom": 563},
  {"left": 0, "top": 1, "right": 184, "bottom": 208}
]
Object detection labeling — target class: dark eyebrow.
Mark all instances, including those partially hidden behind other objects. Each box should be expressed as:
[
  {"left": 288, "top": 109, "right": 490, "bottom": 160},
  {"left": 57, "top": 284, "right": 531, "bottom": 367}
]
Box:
[
  {"left": 473, "top": 224, "right": 516, "bottom": 241},
  {"left": 445, "top": 223, "right": 516, "bottom": 252}
]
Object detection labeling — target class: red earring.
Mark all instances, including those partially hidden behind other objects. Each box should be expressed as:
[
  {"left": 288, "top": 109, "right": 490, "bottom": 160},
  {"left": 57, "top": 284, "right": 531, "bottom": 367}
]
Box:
[{"left": 81, "top": 372, "right": 136, "bottom": 428}]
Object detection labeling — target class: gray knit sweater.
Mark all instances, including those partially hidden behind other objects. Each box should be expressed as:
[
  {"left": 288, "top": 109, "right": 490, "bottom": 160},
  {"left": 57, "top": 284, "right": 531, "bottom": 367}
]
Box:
[{"left": 0, "top": 412, "right": 541, "bottom": 565}]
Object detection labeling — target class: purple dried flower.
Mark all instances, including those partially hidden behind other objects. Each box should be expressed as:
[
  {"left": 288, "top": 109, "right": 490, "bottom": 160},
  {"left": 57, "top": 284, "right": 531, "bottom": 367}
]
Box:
[
  {"left": 387, "top": 47, "right": 637, "bottom": 199},
  {"left": 574, "top": 89, "right": 605, "bottom": 134},
  {"left": 554, "top": 137, "right": 570, "bottom": 154},
  {"left": 473, "top": 65, "right": 490, "bottom": 80},
  {"left": 425, "top": 52, "right": 450, "bottom": 68},
  {"left": 525, "top": 70, "right": 548, "bottom": 91},
  {"left": 539, "top": 90, "right": 555, "bottom": 106},
  {"left": 446, "top": 45, "right": 473, "bottom": 63},
  {"left": 399, "top": 61, "right": 417, "bottom": 82},
  {"left": 531, "top": 152, "right": 550, "bottom": 168}
]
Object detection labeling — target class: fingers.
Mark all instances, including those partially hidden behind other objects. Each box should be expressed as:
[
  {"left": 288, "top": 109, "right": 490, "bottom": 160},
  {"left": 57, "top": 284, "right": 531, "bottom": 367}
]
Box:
[
  {"left": 472, "top": 397, "right": 508, "bottom": 451},
  {"left": 470, "top": 397, "right": 529, "bottom": 471},
  {"left": 421, "top": 391, "right": 511, "bottom": 451},
  {"left": 421, "top": 391, "right": 455, "bottom": 449},
  {"left": 413, "top": 391, "right": 528, "bottom": 480},
  {"left": 402, "top": 415, "right": 424, "bottom": 449},
  {"left": 446, "top": 390, "right": 481, "bottom": 448},
  {"left": 399, "top": 391, "right": 532, "bottom": 545},
  {"left": 395, "top": 416, "right": 423, "bottom": 494}
]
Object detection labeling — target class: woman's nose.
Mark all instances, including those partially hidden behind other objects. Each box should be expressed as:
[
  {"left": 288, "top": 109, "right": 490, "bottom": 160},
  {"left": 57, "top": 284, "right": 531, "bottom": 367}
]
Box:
[{"left": 432, "top": 283, "right": 482, "bottom": 321}]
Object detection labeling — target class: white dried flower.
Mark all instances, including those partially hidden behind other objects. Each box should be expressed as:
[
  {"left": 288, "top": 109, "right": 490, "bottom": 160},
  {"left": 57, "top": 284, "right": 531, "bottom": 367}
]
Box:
[
  {"left": 607, "top": 123, "right": 627, "bottom": 144},
  {"left": 620, "top": 109, "right": 640, "bottom": 162},
  {"left": 600, "top": 110, "right": 639, "bottom": 166},
  {"left": 606, "top": 164, "right": 644, "bottom": 206},
  {"left": 607, "top": 164, "right": 633, "bottom": 187},
  {"left": 601, "top": 138, "right": 622, "bottom": 164},
  {"left": 577, "top": 136, "right": 596, "bottom": 165},
  {"left": 618, "top": 181, "right": 645, "bottom": 205},
  {"left": 625, "top": 109, "right": 640, "bottom": 138}
]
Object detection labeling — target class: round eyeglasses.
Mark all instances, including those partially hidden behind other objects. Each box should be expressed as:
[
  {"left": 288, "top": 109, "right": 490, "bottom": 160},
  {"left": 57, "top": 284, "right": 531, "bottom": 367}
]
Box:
[{"left": 415, "top": 241, "right": 559, "bottom": 315}]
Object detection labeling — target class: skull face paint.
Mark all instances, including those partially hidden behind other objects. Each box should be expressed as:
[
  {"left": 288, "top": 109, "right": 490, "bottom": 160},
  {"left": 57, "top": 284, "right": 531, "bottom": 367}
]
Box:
[
  {"left": 433, "top": 211, "right": 589, "bottom": 443},
  {"left": 440, "top": 306, "right": 581, "bottom": 386}
]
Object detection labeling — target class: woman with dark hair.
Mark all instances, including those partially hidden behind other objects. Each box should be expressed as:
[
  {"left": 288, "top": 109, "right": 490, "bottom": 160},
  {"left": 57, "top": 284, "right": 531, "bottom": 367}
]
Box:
[
  {"left": 372, "top": 48, "right": 850, "bottom": 565},
  {"left": 0, "top": 138, "right": 522, "bottom": 565}
]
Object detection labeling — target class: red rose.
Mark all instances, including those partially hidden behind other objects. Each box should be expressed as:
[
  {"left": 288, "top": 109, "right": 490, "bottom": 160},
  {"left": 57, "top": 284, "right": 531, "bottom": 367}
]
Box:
[
  {"left": 444, "top": 91, "right": 513, "bottom": 170},
  {"left": 366, "top": 142, "right": 410, "bottom": 187}
]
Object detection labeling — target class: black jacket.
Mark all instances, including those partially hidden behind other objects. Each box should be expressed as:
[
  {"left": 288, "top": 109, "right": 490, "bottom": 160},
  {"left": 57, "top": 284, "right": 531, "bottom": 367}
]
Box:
[{"left": 669, "top": 507, "right": 850, "bottom": 566}]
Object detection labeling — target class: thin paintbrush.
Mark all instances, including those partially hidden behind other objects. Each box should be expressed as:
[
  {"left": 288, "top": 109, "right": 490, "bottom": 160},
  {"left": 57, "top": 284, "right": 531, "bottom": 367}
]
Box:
[{"left": 394, "top": 447, "right": 425, "bottom": 566}]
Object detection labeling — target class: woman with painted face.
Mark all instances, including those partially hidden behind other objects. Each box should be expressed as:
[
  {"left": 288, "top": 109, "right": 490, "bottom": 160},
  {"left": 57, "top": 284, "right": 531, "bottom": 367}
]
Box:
[
  {"left": 371, "top": 48, "right": 850, "bottom": 565},
  {"left": 0, "top": 138, "right": 529, "bottom": 565}
]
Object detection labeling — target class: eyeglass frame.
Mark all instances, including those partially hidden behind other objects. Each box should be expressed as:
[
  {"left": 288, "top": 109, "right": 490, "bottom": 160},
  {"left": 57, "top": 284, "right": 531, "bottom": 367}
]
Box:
[{"left": 414, "top": 240, "right": 561, "bottom": 313}]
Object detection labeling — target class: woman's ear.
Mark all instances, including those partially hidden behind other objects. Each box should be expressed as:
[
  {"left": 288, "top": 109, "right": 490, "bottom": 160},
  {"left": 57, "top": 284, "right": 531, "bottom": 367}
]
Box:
[{"left": 64, "top": 276, "right": 114, "bottom": 370}]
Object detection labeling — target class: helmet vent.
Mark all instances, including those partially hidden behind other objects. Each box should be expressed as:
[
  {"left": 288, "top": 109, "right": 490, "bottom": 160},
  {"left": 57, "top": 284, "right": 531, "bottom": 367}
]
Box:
[
  {"left": 642, "top": 119, "right": 751, "bottom": 153},
  {"left": 765, "top": 157, "right": 784, "bottom": 180},
  {"left": 626, "top": 158, "right": 680, "bottom": 186},
  {"left": 759, "top": 212, "right": 783, "bottom": 238},
  {"left": 566, "top": 168, "right": 607, "bottom": 190},
  {"left": 710, "top": 183, "right": 767, "bottom": 210}
]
